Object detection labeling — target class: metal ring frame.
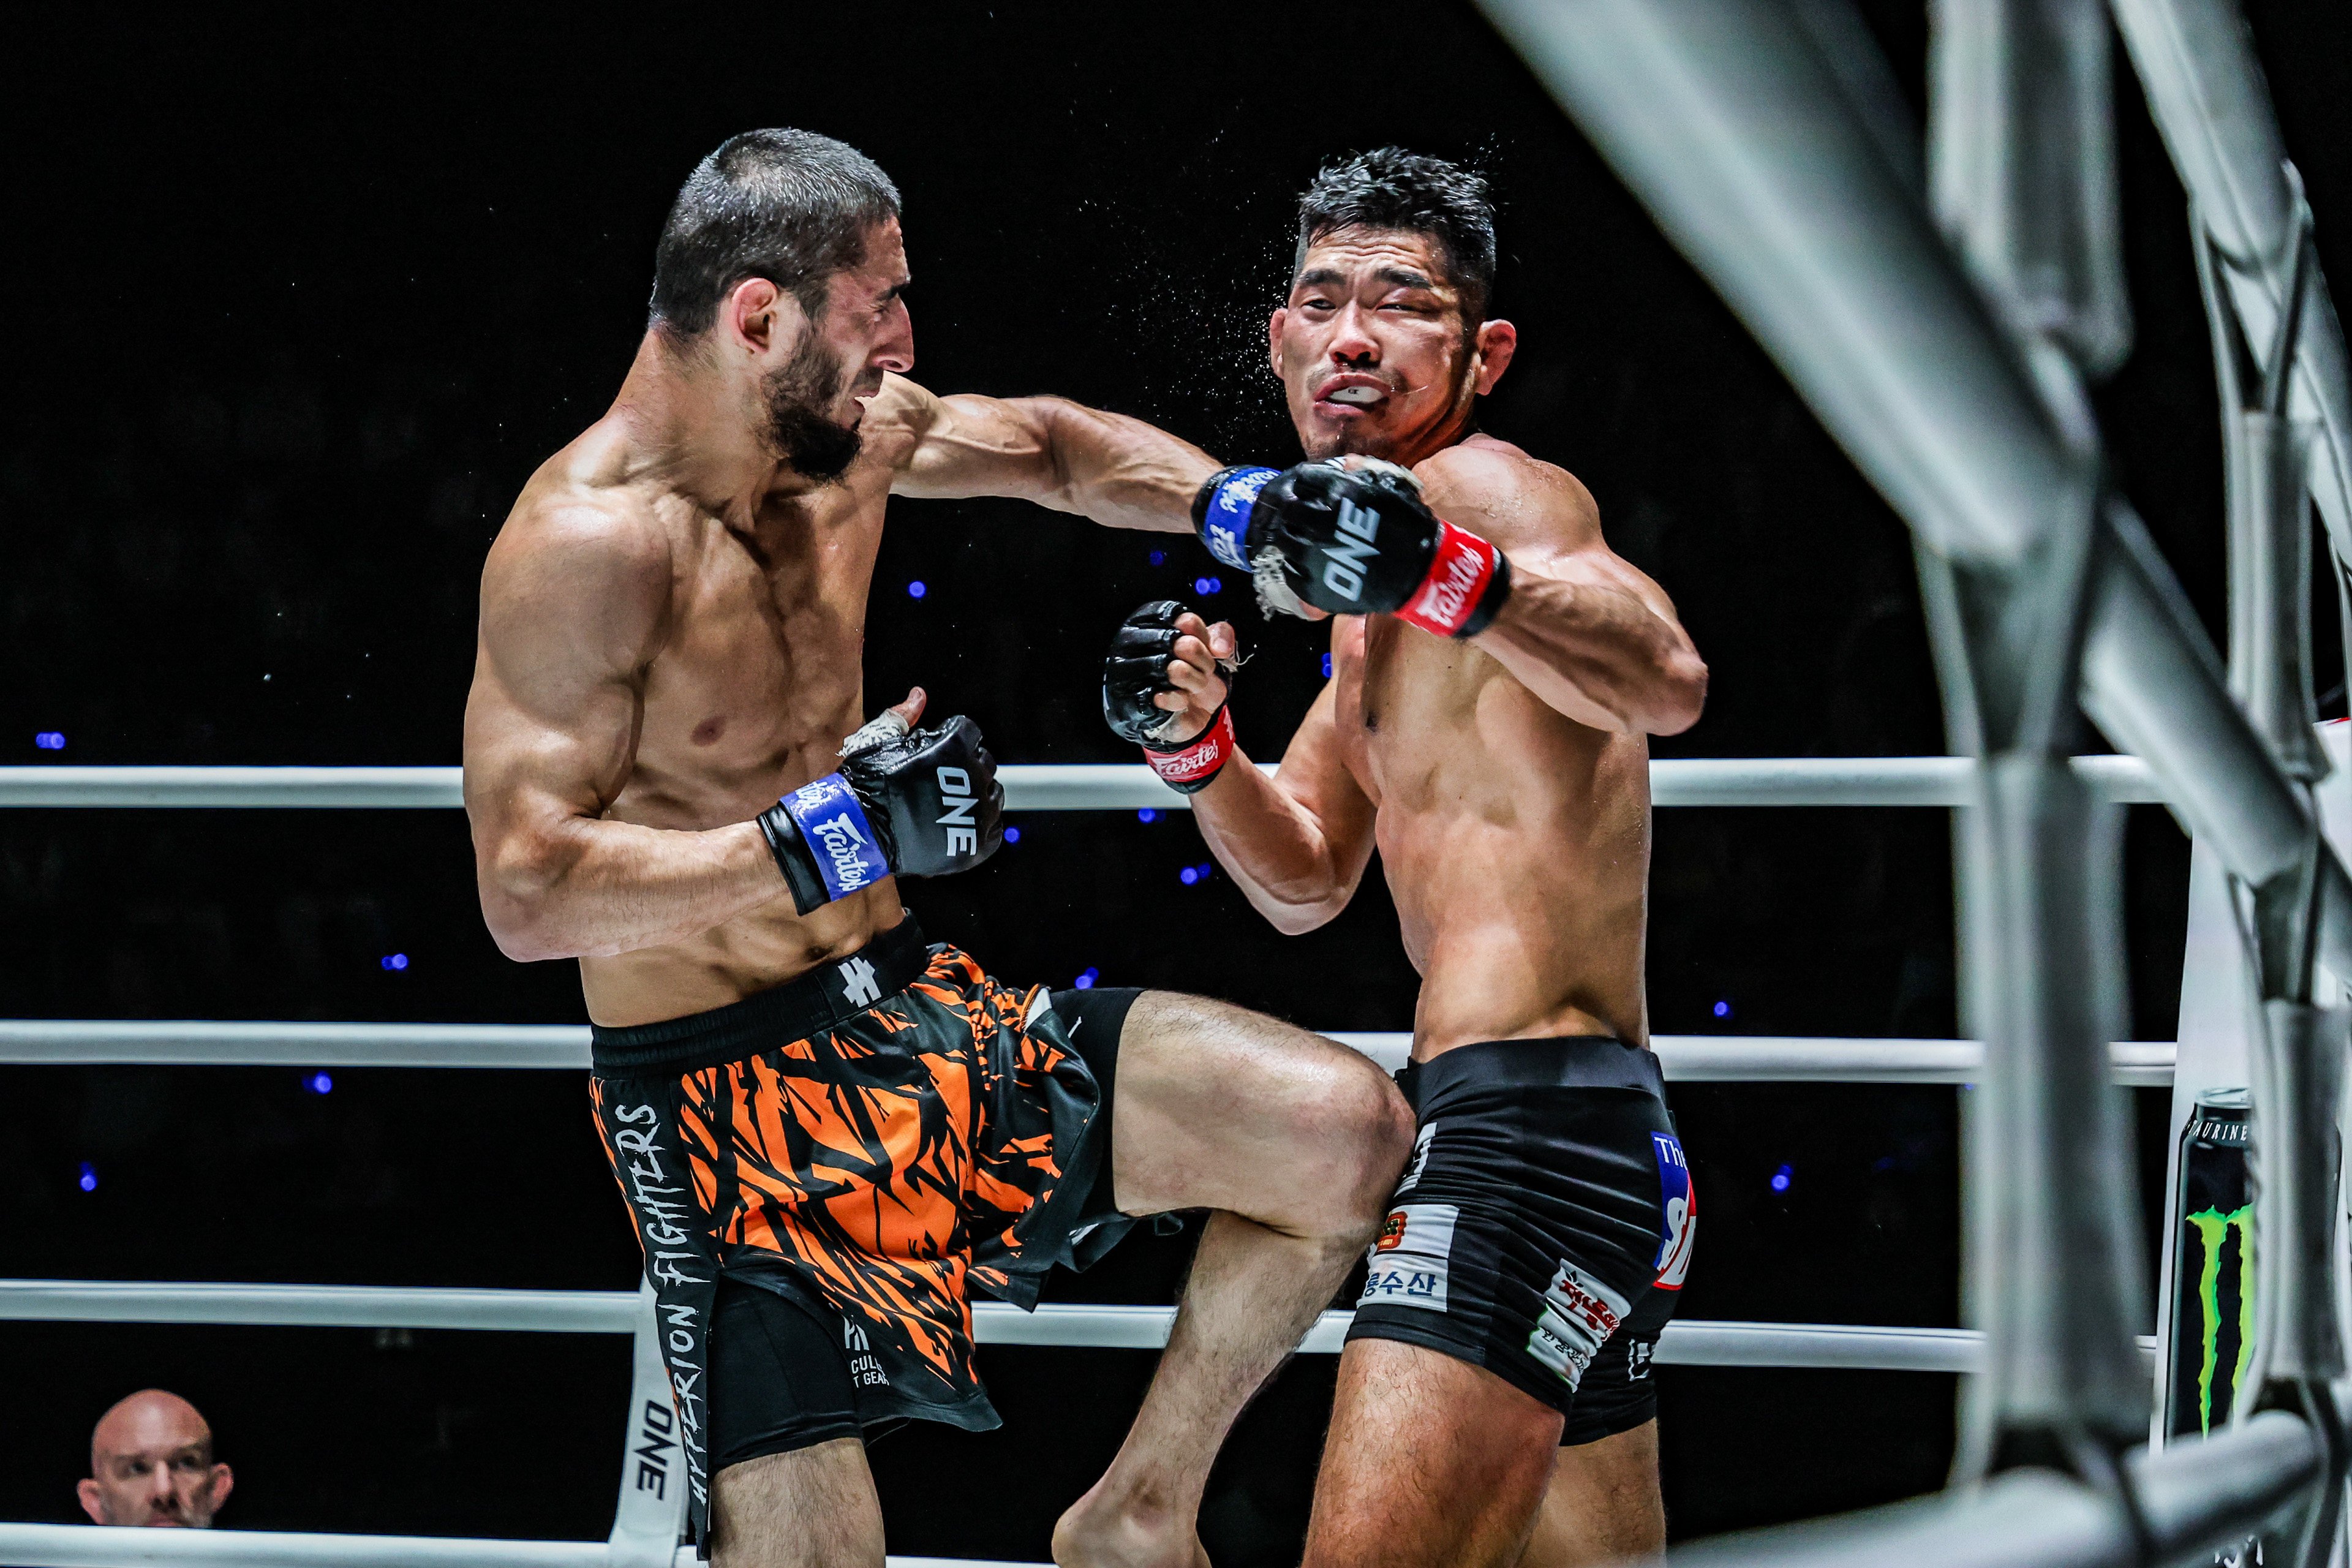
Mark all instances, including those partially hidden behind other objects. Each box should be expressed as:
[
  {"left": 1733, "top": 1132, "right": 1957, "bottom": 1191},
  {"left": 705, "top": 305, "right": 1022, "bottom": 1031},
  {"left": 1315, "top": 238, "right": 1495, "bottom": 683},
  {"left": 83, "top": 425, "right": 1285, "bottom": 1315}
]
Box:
[{"left": 9, "top": 0, "right": 2350, "bottom": 1560}]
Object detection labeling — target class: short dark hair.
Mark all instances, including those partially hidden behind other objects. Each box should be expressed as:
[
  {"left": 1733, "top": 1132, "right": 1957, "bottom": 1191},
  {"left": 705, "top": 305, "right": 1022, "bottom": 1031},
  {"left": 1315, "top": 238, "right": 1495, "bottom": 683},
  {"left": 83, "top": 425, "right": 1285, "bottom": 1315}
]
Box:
[
  {"left": 649, "top": 129, "right": 902, "bottom": 338},
  {"left": 1295, "top": 148, "right": 1496, "bottom": 322}
]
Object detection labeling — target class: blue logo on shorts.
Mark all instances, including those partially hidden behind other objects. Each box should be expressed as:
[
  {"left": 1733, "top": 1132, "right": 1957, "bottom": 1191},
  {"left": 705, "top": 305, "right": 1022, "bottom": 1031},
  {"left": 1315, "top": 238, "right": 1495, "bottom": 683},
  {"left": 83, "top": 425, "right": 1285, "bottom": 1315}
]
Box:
[{"left": 1652, "top": 1132, "right": 1696, "bottom": 1289}]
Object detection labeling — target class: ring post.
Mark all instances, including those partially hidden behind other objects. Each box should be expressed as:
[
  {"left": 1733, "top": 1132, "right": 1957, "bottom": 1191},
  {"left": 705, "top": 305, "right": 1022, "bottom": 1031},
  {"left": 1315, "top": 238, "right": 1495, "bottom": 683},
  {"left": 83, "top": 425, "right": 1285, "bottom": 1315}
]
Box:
[
  {"left": 1468, "top": 0, "right": 2340, "bottom": 1555},
  {"left": 1926, "top": 0, "right": 2154, "bottom": 1486}
]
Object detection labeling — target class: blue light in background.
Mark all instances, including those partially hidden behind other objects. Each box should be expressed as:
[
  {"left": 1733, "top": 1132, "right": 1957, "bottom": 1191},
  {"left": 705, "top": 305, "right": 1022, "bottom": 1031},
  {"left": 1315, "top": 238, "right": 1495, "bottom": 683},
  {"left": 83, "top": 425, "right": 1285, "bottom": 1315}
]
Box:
[
  {"left": 1770, "top": 1164, "right": 1792, "bottom": 1193},
  {"left": 1321, "top": 654, "right": 1333, "bottom": 679},
  {"left": 1074, "top": 967, "right": 1099, "bottom": 990},
  {"left": 1194, "top": 576, "right": 1222, "bottom": 596},
  {"left": 1003, "top": 826, "right": 1021, "bottom": 844},
  {"left": 1179, "top": 867, "right": 1199, "bottom": 886},
  {"left": 1149, "top": 549, "right": 1166, "bottom": 567},
  {"left": 907, "top": 581, "right": 927, "bottom": 599},
  {"left": 1712, "top": 1000, "right": 1732, "bottom": 1019},
  {"left": 34, "top": 732, "right": 65, "bottom": 750},
  {"left": 1136, "top": 809, "right": 1158, "bottom": 824},
  {"left": 305, "top": 1071, "right": 333, "bottom": 1095},
  {"left": 382, "top": 953, "right": 409, "bottom": 971},
  {"left": 77, "top": 1163, "right": 97, "bottom": 1193}
]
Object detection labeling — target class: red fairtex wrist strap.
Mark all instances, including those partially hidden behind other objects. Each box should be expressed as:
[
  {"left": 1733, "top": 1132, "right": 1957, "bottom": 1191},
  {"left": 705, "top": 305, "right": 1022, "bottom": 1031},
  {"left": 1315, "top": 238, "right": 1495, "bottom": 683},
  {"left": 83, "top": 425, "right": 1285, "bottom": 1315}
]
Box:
[
  {"left": 1144, "top": 704, "right": 1235, "bottom": 796},
  {"left": 1396, "top": 519, "right": 1510, "bottom": 639}
]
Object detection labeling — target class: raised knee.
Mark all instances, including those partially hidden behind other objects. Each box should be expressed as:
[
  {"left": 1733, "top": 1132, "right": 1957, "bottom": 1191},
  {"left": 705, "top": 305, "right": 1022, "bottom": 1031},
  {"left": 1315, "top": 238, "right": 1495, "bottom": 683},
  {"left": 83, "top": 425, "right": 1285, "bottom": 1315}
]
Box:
[{"left": 1297, "top": 1058, "right": 1415, "bottom": 1235}]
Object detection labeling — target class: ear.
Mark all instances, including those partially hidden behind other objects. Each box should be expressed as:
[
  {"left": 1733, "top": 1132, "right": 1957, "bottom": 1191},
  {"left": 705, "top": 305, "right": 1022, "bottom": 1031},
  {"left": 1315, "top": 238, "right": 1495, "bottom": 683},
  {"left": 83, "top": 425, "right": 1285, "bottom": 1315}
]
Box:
[
  {"left": 78, "top": 1479, "right": 107, "bottom": 1525},
  {"left": 209, "top": 1463, "right": 234, "bottom": 1508},
  {"left": 723, "top": 277, "right": 804, "bottom": 359},
  {"left": 1470, "top": 318, "right": 1517, "bottom": 395},
  {"left": 1267, "top": 308, "right": 1287, "bottom": 377}
]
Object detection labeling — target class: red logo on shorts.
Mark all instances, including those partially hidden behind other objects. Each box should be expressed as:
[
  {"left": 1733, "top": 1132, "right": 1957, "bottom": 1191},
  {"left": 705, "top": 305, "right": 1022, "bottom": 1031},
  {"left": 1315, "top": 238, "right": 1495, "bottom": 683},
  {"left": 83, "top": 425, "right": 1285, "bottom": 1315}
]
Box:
[{"left": 1376, "top": 1210, "right": 1408, "bottom": 1252}]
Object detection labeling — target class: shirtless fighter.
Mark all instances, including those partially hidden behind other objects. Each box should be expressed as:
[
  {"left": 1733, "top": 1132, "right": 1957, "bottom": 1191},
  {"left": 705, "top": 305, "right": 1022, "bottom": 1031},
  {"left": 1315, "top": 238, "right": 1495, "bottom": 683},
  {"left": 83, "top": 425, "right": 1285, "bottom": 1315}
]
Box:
[
  {"left": 1099, "top": 151, "right": 1708, "bottom": 1566},
  {"left": 462, "top": 130, "right": 1411, "bottom": 1568}
]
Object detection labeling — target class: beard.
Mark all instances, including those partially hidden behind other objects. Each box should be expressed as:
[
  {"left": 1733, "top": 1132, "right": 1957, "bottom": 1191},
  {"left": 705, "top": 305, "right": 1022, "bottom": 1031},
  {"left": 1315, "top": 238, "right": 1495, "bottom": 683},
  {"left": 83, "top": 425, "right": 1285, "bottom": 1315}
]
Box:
[{"left": 760, "top": 332, "right": 864, "bottom": 483}]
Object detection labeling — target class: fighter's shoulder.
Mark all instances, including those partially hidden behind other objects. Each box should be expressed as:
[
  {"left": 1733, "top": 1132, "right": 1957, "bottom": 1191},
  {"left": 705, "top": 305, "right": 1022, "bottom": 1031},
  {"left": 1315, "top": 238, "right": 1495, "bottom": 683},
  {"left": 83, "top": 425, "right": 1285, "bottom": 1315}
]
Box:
[
  {"left": 1413, "top": 435, "right": 1599, "bottom": 550},
  {"left": 487, "top": 442, "right": 676, "bottom": 605}
]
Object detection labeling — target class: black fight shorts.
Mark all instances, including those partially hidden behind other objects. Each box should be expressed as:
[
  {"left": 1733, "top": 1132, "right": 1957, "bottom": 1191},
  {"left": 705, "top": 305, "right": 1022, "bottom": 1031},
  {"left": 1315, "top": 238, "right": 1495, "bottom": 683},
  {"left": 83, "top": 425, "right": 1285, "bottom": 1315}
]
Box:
[{"left": 1346, "top": 1037, "right": 1697, "bottom": 1446}]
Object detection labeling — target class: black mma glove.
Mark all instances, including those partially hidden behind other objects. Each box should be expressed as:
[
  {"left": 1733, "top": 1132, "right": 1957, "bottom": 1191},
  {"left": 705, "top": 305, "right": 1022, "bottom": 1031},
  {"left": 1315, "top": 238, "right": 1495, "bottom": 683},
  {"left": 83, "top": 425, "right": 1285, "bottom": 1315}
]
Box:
[
  {"left": 755, "top": 710, "right": 1006, "bottom": 916},
  {"left": 1102, "top": 600, "right": 1237, "bottom": 795},
  {"left": 1193, "top": 458, "right": 1512, "bottom": 638}
]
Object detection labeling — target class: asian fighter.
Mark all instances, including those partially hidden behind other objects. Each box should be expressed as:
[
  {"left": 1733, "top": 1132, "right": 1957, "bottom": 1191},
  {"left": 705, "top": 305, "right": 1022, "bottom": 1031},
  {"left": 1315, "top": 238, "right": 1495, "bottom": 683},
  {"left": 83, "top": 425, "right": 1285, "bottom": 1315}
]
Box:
[
  {"left": 462, "top": 129, "right": 1412, "bottom": 1568},
  {"left": 1098, "top": 149, "right": 1708, "bottom": 1567}
]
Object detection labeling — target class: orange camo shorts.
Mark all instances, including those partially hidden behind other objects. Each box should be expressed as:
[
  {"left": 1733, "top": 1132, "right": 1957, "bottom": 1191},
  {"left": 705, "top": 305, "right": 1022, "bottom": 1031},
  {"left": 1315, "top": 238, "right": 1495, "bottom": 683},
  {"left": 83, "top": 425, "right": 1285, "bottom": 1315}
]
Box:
[{"left": 588, "top": 927, "right": 1115, "bottom": 1536}]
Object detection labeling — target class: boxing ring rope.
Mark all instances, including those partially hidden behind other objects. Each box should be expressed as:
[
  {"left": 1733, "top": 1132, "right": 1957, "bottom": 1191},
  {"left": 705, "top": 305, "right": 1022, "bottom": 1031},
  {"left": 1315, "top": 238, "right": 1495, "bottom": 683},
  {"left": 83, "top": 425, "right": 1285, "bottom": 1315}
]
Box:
[
  {"left": 0, "top": 1017, "right": 2180, "bottom": 1084},
  {"left": 0, "top": 755, "right": 2179, "bottom": 1566},
  {"left": 0, "top": 755, "right": 2168, "bottom": 811},
  {"left": 0, "top": 1280, "right": 2050, "bottom": 1374},
  {"left": 0, "top": 1527, "right": 1025, "bottom": 1568}
]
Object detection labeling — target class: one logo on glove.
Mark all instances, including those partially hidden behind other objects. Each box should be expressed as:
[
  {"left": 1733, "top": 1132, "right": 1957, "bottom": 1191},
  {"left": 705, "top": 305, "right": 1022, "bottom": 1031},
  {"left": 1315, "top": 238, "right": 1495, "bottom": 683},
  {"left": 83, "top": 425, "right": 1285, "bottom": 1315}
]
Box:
[
  {"left": 935, "top": 766, "right": 979, "bottom": 856},
  {"left": 1317, "top": 499, "right": 1382, "bottom": 602}
]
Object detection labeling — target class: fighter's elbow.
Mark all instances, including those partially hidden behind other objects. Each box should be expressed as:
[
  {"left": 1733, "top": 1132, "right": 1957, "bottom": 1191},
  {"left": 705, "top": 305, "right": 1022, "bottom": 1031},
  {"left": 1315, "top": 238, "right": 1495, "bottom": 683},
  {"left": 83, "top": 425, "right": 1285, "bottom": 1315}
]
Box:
[
  {"left": 1253, "top": 872, "right": 1357, "bottom": 935},
  {"left": 477, "top": 832, "right": 582, "bottom": 962},
  {"left": 1265, "top": 898, "right": 1344, "bottom": 937},
  {"left": 1644, "top": 650, "right": 1709, "bottom": 736}
]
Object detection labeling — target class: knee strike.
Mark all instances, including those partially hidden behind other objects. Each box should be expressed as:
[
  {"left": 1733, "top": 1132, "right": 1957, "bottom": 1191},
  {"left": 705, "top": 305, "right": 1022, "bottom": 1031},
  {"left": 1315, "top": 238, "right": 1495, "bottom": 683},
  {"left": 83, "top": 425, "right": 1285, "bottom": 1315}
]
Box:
[{"left": 1305, "top": 1058, "right": 1416, "bottom": 1238}]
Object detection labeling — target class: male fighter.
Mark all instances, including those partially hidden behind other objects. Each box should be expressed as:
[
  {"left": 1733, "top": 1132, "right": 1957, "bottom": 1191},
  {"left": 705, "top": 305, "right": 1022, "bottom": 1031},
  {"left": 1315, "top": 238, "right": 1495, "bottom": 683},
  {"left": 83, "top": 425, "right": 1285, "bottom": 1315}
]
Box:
[
  {"left": 78, "top": 1390, "right": 232, "bottom": 1529},
  {"left": 462, "top": 129, "right": 1411, "bottom": 1568},
  {"left": 1101, "top": 150, "right": 1707, "bottom": 1567}
]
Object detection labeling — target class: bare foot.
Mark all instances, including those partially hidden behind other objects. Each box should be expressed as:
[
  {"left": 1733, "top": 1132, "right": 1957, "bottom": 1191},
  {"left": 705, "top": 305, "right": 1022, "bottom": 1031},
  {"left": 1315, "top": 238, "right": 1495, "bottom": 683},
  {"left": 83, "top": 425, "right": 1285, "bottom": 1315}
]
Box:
[{"left": 1052, "top": 1482, "right": 1213, "bottom": 1568}]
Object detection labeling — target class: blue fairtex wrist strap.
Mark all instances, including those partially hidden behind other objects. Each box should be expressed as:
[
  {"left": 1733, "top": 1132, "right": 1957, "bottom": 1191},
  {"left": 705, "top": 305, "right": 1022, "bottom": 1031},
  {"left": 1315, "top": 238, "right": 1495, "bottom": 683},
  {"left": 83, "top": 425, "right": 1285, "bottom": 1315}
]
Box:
[
  {"left": 782, "top": 774, "right": 891, "bottom": 901},
  {"left": 1197, "top": 467, "right": 1278, "bottom": 570}
]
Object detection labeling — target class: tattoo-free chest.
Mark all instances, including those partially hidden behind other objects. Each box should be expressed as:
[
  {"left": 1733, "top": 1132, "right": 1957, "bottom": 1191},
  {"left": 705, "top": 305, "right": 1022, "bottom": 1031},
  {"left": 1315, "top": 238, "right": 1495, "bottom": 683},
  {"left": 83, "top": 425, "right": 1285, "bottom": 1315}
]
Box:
[
  {"left": 1333, "top": 614, "right": 1493, "bottom": 797},
  {"left": 633, "top": 502, "right": 882, "bottom": 811}
]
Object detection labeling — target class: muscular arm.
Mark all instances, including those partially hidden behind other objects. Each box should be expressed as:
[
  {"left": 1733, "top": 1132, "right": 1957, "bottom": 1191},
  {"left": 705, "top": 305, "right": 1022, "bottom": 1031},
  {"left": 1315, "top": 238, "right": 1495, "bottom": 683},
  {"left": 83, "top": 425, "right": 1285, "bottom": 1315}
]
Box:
[
  {"left": 1158, "top": 616, "right": 1379, "bottom": 935},
  {"left": 461, "top": 505, "right": 785, "bottom": 962},
  {"left": 1420, "top": 447, "right": 1708, "bottom": 735},
  {"left": 886, "top": 374, "right": 1218, "bottom": 532}
]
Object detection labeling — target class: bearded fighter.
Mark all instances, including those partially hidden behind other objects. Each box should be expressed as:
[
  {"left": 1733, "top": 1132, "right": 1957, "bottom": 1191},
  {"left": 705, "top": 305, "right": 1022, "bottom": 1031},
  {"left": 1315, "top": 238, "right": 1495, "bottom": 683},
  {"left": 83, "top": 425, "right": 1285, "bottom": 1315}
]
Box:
[
  {"left": 462, "top": 129, "right": 1411, "bottom": 1568},
  {"left": 1099, "top": 150, "right": 1707, "bottom": 1567}
]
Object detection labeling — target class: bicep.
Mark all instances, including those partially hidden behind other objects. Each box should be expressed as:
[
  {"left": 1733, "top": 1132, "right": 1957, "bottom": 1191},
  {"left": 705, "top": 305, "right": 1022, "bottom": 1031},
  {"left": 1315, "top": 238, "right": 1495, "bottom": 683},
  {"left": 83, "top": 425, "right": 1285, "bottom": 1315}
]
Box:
[{"left": 890, "top": 387, "right": 1063, "bottom": 504}]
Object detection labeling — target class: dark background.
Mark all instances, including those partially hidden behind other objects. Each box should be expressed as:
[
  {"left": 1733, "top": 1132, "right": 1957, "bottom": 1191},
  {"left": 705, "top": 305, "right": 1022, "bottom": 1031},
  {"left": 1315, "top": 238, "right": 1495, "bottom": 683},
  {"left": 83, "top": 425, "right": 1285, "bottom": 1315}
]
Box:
[{"left": 3, "top": 2, "right": 2346, "bottom": 1559}]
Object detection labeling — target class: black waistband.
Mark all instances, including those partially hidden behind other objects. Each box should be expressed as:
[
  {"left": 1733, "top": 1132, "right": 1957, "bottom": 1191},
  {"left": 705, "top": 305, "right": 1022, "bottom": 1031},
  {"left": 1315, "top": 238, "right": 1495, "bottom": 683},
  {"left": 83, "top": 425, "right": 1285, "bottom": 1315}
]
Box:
[
  {"left": 589, "top": 918, "right": 932, "bottom": 1077},
  {"left": 1396, "top": 1036, "right": 1664, "bottom": 1112}
]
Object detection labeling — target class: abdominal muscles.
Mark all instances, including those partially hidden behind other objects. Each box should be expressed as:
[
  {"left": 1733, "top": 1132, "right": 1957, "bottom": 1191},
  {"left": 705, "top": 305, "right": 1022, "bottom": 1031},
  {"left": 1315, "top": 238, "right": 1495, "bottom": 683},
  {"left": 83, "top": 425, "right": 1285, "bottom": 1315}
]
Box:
[{"left": 1365, "top": 645, "right": 1652, "bottom": 1055}]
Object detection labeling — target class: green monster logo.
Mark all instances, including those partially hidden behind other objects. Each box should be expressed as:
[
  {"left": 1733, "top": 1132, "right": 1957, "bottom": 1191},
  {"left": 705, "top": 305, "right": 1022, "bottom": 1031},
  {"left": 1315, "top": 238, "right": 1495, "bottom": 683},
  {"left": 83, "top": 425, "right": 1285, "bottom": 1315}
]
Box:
[{"left": 2185, "top": 1204, "right": 2255, "bottom": 1435}]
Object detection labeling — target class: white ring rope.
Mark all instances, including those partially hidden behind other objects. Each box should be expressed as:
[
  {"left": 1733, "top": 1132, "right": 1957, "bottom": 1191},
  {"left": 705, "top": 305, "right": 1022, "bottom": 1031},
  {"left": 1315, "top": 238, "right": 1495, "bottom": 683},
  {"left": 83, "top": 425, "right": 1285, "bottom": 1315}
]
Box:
[
  {"left": 0, "top": 1021, "right": 2177, "bottom": 1085},
  {"left": 0, "top": 755, "right": 2174, "bottom": 1564},
  {"left": 0, "top": 756, "right": 2166, "bottom": 811},
  {"left": 0, "top": 1524, "right": 1047, "bottom": 1568},
  {"left": 0, "top": 1279, "right": 2151, "bottom": 1374}
]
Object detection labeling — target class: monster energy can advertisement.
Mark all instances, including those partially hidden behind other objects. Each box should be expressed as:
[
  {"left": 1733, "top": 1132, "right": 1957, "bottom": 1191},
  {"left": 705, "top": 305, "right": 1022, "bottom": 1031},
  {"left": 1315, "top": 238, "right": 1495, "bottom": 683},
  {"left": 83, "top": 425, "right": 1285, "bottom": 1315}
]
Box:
[{"left": 2166, "top": 1088, "right": 2255, "bottom": 1439}]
